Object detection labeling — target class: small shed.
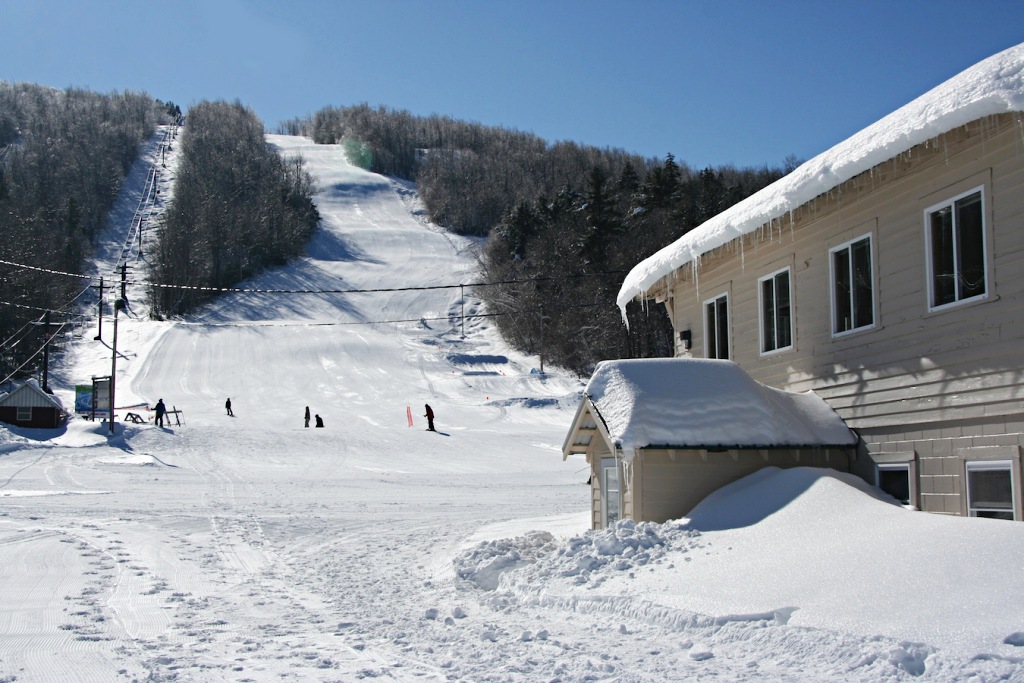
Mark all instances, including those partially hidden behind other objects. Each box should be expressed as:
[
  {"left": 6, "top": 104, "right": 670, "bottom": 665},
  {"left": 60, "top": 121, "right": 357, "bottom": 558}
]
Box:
[
  {"left": 563, "top": 358, "right": 857, "bottom": 529},
  {"left": 0, "top": 379, "right": 66, "bottom": 429}
]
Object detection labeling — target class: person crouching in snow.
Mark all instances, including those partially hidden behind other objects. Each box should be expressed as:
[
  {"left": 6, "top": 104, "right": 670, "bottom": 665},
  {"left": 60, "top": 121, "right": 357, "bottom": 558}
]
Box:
[{"left": 424, "top": 404, "right": 435, "bottom": 431}]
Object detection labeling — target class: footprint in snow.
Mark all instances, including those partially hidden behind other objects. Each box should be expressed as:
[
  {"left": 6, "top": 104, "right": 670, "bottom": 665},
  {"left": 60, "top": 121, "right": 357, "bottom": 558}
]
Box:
[{"left": 1004, "top": 632, "right": 1024, "bottom": 646}]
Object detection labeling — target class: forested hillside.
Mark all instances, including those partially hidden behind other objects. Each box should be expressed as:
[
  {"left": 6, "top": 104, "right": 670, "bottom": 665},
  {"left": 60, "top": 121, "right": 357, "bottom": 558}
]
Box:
[
  {"left": 151, "top": 101, "right": 319, "bottom": 317},
  {"left": 0, "top": 89, "right": 318, "bottom": 385},
  {"left": 481, "top": 158, "right": 789, "bottom": 374},
  {"left": 282, "top": 104, "right": 792, "bottom": 374},
  {"left": 0, "top": 83, "right": 165, "bottom": 380},
  {"left": 0, "top": 84, "right": 786, "bottom": 384}
]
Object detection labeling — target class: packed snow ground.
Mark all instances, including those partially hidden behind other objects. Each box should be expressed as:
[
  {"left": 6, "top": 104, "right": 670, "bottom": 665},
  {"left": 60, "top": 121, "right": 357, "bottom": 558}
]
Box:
[{"left": 0, "top": 130, "right": 1022, "bottom": 682}]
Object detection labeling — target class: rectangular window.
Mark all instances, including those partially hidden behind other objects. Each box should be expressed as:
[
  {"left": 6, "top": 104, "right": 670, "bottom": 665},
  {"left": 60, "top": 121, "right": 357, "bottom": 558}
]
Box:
[
  {"left": 759, "top": 267, "right": 793, "bottom": 354},
  {"left": 926, "top": 188, "right": 987, "bottom": 310},
  {"left": 966, "top": 460, "right": 1015, "bottom": 520},
  {"left": 876, "top": 463, "right": 911, "bottom": 506},
  {"left": 601, "top": 459, "right": 621, "bottom": 528},
  {"left": 831, "top": 235, "right": 874, "bottom": 335},
  {"left": 703, "top": 293, "right": 729, "bottom": 359},
  {"left": 16, "top": 406, "right": 31, "bottom": 421}
]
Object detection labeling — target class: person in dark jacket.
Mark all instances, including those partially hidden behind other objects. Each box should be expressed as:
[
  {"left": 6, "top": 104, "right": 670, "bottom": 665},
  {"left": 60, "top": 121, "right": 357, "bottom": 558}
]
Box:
[
  {"left": 304, "top": 406, "right": 311, "bottom": 428},
  {"left": 154, "top": 399, "right": 166, "bottom": 427},
  {"left": 225, "top": 398, "right": 233, "bottom": 416},
  {"left": 424, "top": 404, "right": 435, "bottom": 431},
  {"left": 315, "top": 414, "right": 324, "bottom": 428}
]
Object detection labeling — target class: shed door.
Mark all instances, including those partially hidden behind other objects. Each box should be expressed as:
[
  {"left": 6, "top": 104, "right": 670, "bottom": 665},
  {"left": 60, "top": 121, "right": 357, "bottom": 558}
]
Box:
[{"left": 601, "top": 458, "right": 621, "bottom": 528}]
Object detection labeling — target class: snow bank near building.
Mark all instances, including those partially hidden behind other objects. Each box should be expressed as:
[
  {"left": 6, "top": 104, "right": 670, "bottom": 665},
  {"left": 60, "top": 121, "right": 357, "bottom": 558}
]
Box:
[{"left": 456, "top": 466, "right": 1024, "bottom": 662}]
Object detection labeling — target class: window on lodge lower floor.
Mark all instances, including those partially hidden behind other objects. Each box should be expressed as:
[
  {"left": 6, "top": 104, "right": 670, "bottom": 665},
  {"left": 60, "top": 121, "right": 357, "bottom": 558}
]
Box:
[
  {"left": 966, "top": 460, "right": 1016, "bottom": 520},
  {"left": 876, "top": 463, "right": 911, "bottom": 506}
]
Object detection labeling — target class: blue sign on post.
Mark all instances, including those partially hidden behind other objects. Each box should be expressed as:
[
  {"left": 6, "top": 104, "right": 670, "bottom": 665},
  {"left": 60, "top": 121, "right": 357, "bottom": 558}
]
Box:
[{"left": 75, "top": 385, "right": 93, "bottom": 413}]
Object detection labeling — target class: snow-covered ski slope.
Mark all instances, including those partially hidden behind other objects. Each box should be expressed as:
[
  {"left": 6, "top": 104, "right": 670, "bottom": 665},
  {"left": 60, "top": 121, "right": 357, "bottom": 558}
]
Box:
[
  {"left": 79, "top": 133, "right": 582, "bottom": 435},
  {"left": 1, "top": 131, "right": 1022, "bottom": 682}
]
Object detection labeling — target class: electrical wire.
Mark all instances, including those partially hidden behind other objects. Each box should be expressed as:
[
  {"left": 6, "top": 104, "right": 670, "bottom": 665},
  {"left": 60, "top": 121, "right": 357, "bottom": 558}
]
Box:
[
  {"left": 0, "top": 321, "right": 68, "bottom": 386},
  {"left": 0, "top": 255, "right": 624, "bottom": 295}
]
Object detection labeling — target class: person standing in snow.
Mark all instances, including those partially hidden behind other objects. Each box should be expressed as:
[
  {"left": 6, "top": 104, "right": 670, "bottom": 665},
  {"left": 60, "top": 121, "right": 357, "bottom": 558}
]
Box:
[
  {"left": 315, "top": 414, "right": 324, "bottom": 428},
  {"left": 304, "top": 406, "right": 310, "bottom": 428},
  {"left": 154, "top": 399, "right": 166, "bottom": 427},
  {"left": 225, "top": 398, "right": 233, "bottom": 416},
  {"left": 424, "top": 404, "right": 435, "bottom": 432}
]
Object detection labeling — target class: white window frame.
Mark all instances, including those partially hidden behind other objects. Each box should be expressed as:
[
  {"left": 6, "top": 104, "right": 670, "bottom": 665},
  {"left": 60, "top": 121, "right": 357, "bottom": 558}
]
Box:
[
  {"left": 876, "top": 462, "right": 912, "bottom": 507},
  {"left": 703, "top": 292, "right": 730, "bottom": 360},
  {"left": 923, "top": 185, "right": 988, "bottom": 312},
  {"left": 758, "top": 266, "right": 794, "bottom": 355},
  {"left": 965, "top": 459, "right": 1017, "bottom": 520},
  {"left": 16, "top": 406, "right": 31, "bottom": 422},
  {"left": 829, "top": 233, "right": 876, "bottom": 337},
  {"left": 601, "top": 458, "right": 621, "bottom": 529}
]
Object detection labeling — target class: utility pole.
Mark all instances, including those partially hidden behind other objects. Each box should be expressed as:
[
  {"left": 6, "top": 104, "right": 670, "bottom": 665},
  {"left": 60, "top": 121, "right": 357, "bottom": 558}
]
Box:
[
  {"left": 539, "top": 307, "right": 546, "bottom": 375},
  {"left": 41, "top": 310, "right": 50, "bottom": 392},
  {"left": 109, "top": 296, "right": 124, "bottom": 434},
  {"left": 94, "top": 277, "right": 104, "bottom": 341}
]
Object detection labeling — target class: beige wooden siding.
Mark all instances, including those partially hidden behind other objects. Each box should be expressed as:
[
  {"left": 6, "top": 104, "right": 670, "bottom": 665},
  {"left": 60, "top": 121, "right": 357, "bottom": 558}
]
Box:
[
  {"left": 665, "top": 114, "right": 1024, "bottom": 431},
  {"left": 636, "top": 448, "right": 850, "bottom": 522}
]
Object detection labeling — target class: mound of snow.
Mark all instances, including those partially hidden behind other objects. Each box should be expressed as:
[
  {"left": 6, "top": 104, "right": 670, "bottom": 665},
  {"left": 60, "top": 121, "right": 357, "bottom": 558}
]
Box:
[{"left": 457, "top": 467, "right": 1024, "bottom": 657}]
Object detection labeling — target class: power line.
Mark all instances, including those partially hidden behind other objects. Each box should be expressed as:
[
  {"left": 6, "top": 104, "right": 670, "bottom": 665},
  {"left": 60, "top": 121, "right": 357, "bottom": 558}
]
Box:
[
  {"left": 0, "top": 321, "right": 68, "bottom": 386},
  {"left": 0, "top": 256, "right": 625, "bottom": 295},
  {"left": 0, "top": 299, "right": 54, "bottom": 313},
  {"left": 0, "top": 258, "right": 95, "bottom": 281}
]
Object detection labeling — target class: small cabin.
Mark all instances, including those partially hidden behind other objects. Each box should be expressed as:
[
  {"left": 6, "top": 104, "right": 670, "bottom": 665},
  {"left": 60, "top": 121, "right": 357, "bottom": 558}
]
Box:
[
  {"left": 0, "top": 379, "right": 66, "bottom": 429},
  {"left": 562, "top": 358, "right": 857, "bottom": 529}
]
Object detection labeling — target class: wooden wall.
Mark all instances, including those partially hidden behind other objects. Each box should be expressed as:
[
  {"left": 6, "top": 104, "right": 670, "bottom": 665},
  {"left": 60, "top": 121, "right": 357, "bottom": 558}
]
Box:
[
  {"left": 666, "top": 115, "right": 1024, "bottom": 430},
  {"left": 658, "top": 113, "right": 1024, "bottom": 516}
]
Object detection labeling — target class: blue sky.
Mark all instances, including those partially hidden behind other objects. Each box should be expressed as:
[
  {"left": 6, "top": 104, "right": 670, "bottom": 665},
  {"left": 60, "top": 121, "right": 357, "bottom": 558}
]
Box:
[{"left": 2, "top": 0, "right": 1023, "bottom": 169}]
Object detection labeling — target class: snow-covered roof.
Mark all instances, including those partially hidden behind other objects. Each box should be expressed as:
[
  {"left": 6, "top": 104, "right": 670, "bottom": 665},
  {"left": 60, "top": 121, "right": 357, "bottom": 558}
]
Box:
[
  {"left": 0, "top": 378, "right": 62, "bottom": 409},
  {"left": 617, "top": 42, "right": 1024, "bottom": 314},
  {"left": 583, "top": 358, "right": 855, "bottom": 455}
]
